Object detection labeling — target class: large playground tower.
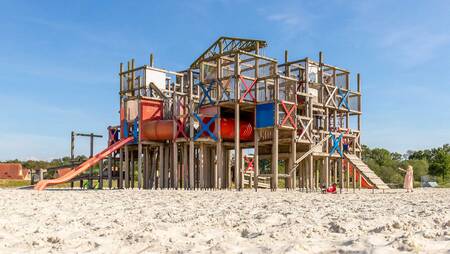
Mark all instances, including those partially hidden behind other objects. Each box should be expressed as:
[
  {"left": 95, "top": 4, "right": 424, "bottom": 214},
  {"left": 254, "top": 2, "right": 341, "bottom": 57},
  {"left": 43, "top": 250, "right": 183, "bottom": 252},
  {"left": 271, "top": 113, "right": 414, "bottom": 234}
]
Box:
[{"left": 36, "top": 37, "right": 389, "bottom": 191}]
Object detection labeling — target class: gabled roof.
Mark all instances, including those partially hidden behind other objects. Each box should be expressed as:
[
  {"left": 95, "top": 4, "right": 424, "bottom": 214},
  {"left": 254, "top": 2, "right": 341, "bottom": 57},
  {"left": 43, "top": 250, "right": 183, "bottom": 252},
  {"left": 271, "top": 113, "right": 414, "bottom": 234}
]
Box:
[{"left": 190, "top": 36, "right": 267, "bottom": 68}]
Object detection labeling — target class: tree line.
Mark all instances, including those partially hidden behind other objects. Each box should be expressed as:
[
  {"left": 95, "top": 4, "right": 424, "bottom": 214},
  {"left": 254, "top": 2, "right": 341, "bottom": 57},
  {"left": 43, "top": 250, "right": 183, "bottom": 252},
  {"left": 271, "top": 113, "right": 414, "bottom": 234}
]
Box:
[
  {"left": 2, "top": 156, "right": 87, "bottom": 171},
  {"left": 362, "top": 144, "right": 450, "bottom": 187}
]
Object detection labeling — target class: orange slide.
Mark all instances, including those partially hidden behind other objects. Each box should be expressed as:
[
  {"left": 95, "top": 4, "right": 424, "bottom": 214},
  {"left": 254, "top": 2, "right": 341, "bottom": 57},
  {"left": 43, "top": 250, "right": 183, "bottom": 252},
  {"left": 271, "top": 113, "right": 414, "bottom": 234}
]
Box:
[{"left": 34, "top": 136, "right": 134, "bottom": 191}]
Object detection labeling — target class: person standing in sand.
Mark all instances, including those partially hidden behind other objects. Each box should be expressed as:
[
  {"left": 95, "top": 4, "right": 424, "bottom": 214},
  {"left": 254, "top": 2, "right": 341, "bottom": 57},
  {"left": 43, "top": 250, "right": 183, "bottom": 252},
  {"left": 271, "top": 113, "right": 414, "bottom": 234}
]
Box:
[{"left": 398, "top": 165, "right": 414, "bottom": 192}]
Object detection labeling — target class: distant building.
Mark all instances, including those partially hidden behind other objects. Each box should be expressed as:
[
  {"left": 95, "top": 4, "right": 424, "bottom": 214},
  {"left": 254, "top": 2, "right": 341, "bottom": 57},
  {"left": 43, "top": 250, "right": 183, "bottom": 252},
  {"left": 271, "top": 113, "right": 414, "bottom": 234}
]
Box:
[{"left": 0, "top": 163, "right": 30, "bottom": 180}]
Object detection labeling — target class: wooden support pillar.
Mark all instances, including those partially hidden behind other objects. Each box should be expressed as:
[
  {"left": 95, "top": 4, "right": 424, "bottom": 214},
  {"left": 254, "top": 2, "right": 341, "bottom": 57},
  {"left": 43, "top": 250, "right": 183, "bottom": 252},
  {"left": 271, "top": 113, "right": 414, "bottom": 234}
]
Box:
[
  {"left": 240, "top": 148, "right": 244, "bottom": 189},
  {"left": 272, "top": 75, "right": 279, "bottom": 191},
  {"left": 227, "top": 150, "right": 232, "bottom": 189},
  {"left": 98, "top": 159, "right": 103, "bottom": 189},
  {"left": 182, "top": 144, "right": 188, "bottom": 189},
  {"left": 199, "top": 143, "right": 205, "bottom": 189},
  {"left": 158, "top": 144, "right": 164, "bottom": 189},
  {"left": 352, "top": 163, "right": 356, "bottom": 193},
  {"left": 172, "top": 142, "right": 178, "bottom": 189},
  {"left": 107, "top": 155, "right": 112, "bottom": 189},
  {"left": 309, "top": 155, "right": 313, "bottom": 192},
  {"left": 254, "top": 129, "right": 259, "bottom": 191},
  {"left": 119, "top": 148, "right": 123, "bottom": 189},
  {"left": 212, "top": 147, "right": 218, "bottom": 189},
  {"left": 215, "top": 144, "right": 220, "bottom": 190},
  {"left": 234, "top": 54, "right": 241, "bottom": 190},
  {"left": 290, "top": 130, "right": 296, "bottom": 190},
  {"left": 346, "top": 159, "right": 350, "bottom": 191},
  {"left": 137, "top": 143, "right": 143, "bottom": 189},
  {"left": 143, "top": 147, "right": 148, "bottom": 189},
  {"left": 88, "top": 133, "right": 94, "bottom": 189},
  {"left": 338, "top": 159, "right": 343, "bottom": 193},
  {"left": 164, "top": 145, "right": 170, "bottom": 188},
  {"left": 124, "top": 146, "right": 130, "bottom": 188},
  {"left": 130, "top": 151, "right": 135, "bottom": 189}
]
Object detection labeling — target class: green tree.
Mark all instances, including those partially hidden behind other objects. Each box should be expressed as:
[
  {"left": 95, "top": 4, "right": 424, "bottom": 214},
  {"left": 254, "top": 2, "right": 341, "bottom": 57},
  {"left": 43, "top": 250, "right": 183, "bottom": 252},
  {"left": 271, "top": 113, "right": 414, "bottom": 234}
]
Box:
[{"left": 428, "top": 150, "right": 450, "bottom": 181}]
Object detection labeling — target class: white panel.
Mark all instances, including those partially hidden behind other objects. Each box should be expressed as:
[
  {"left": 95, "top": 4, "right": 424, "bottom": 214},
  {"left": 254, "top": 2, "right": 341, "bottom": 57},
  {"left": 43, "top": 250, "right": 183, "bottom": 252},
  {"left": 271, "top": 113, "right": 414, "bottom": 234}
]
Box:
[
  {"left": 146, "top": 69, "right": 166, "bottom": 91},
  {"left": 126, "top": 99, "right": 138, "bottom": 122}
]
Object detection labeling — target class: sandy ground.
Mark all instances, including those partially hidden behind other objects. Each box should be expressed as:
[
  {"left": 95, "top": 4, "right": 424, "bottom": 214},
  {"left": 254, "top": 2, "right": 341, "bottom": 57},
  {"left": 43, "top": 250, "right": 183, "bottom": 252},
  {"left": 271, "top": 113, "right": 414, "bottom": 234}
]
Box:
[{"left": 0, "top": 188, "right": 449, "bottom": 254}]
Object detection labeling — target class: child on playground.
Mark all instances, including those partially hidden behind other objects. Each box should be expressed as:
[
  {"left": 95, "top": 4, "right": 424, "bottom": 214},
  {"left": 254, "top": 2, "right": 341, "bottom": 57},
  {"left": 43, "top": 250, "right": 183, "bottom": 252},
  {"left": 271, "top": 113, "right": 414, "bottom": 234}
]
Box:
[
  {"left": 321, "top": 183, "right": 337, "bottom": 194},
  {"left": 398, "top": 165, "right": 414, "bottom": 192}
]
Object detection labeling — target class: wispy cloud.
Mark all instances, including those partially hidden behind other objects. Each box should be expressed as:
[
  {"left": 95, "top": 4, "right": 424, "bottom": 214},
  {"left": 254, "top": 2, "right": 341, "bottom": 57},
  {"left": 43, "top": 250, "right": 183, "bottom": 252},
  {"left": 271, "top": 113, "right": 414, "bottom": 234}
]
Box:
[
  {"left": 260, "top": 7, "right": 314, "bottom": 32},
  {"left": 267, "top": 13, "right": 303, "bottom": 26},
  {"left": 378, "top": 26, "right": 450, "bottom": 67}
]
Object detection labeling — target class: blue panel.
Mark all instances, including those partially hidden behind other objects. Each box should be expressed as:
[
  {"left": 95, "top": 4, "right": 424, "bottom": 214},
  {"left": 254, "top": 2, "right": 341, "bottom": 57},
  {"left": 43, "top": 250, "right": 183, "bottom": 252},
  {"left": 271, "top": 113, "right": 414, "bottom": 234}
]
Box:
[{"left": 256, "top": 103, "right": 275, "bottom": 128}]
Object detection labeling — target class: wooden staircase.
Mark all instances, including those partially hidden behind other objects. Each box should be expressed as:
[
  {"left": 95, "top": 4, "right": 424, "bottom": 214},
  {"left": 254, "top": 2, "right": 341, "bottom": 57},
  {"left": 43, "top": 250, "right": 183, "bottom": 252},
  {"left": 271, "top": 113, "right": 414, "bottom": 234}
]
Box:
[{"left": 344, "top": 153, "right": 390, "bottom": 190}]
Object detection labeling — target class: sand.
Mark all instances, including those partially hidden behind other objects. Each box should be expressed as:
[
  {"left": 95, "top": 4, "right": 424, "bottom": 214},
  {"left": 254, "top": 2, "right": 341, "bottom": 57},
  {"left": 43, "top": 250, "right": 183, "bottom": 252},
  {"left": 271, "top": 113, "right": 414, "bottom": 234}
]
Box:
[{"left": 0, "top": 188, "right": 449, "bottom": 253}]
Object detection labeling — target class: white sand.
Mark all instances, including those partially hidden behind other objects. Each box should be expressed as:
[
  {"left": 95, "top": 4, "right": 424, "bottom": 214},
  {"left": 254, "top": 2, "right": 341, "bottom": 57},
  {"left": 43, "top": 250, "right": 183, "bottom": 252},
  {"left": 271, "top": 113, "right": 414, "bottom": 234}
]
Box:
[{"left": 0, "top": 188, "right": 449, "bottom": 253}]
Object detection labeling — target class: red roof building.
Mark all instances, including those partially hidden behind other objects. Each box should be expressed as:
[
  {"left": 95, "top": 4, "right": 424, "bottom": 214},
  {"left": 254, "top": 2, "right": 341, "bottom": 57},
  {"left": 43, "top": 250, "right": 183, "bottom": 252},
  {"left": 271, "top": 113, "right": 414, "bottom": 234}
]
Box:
[{"left": 0, "top": 163, "right": 29, "bottom": 180}]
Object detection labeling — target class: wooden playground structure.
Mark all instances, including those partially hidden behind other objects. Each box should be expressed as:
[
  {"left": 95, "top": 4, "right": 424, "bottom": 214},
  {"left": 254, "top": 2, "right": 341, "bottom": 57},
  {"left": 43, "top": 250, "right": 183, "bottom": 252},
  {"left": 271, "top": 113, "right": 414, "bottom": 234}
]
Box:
[{"left": 36, "top": 37, "right": 389, "bottom": 191}]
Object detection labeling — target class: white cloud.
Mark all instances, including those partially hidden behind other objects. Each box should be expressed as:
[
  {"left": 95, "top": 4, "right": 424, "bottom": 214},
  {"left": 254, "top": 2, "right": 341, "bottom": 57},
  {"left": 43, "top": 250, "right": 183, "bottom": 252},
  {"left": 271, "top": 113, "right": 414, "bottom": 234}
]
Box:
[
  {"left": 267, "top": 13, "right": 302, "bottom": 26},
  {"left": 378, "top": 27, "right": 450, "bottom": 67}
]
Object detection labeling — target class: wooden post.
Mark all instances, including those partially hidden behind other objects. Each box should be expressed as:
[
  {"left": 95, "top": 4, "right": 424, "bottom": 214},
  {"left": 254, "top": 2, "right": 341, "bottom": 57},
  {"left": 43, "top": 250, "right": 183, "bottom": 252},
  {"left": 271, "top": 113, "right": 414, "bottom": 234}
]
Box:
[
  {"left": 183, "top": 144, "right": 188, "bottom": 189},
  {"left": 339, "top": 159, "right": 343, "bottom": 193},
  {"left": 124, "top": 146, "right": 129, "bottom": 188},
  {"left": 253, "top": 42, "right": 260, "bottom": 191},
  {"left": 107, "top": 154, "right": 112, "bottom": 189},
  {"left": 227, "top": 150, "right": 232, "bottom": 189},
  {"left": 158, "top": 144, "right": 164, "bottom": 189},
  {"left": 164, "top": 145, "right": 169, "bottom": 188},
  {"left": 98, "top": 159, "right": 103, "bottom": 189},
  {"left": 119, "top": 148, "right": 124, "bottom": 189},
  {"left": 199, "top": 143, "right": 205, "bottom": 189},
  {"left": 272, "top": 75, "right": 279, "bottom": 190},
  {"left": 172, "top": 143, "right": 178, "bottom": 189},
  {"left": 131, "top": 150, "right": 135, "bottom": 189},
  {"left": 254, "top": 129, "right": 259, "bottom": 191},
  {"left": 150, "top": 53, "right": 154, "bottom": 67},
  {"left": 234, "top": 53, "right": 241, "bottom": 190},
  {"left": 143, "top": 146, "right": 149, "bottom": 189},
  {"left": 189, "top": 71, "right": 195, "bottom": 190},
  {"left": 88, "top": 133, "right": 94, "bottom": 189},
  {"left": 357, "top": 73, "right": 362, "bottom": 158},
  {"left": 150, "top": 149, "right": 156, "bottom": 189}
]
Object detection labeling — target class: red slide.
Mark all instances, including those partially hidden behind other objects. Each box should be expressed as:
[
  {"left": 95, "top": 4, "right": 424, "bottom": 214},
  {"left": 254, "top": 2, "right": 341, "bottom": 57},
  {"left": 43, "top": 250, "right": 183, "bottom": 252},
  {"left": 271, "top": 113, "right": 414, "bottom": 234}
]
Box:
[{"left": 34, "top": 136, "right": 134, "bottom": 191}]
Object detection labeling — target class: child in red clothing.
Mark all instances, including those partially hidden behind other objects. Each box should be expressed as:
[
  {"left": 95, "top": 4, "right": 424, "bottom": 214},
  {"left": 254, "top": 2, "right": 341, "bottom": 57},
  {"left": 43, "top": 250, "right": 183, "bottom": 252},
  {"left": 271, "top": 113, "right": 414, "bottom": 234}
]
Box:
[{"left": 326, "top": 183, "right": 337, "bottom": 194}]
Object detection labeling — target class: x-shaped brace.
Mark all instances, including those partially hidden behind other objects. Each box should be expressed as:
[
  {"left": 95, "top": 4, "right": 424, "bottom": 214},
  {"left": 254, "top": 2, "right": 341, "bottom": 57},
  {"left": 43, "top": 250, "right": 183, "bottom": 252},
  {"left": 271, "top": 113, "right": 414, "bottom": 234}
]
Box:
[
  {"left": 324, "top": 86, "right": 338, "bottom": 107},
  {"left": 329, "top": 132, "right": 343, "bottom": 157},
  {"left": 193, "top": 113, "right": 218, "bottom": 141},
  {"left": 198, "top": 82, "right": 215, "bottom": 107},
  {"left": 244, "top": 156, "right": 254, "bottom": 173},
  {"left": 239, "top": 76, "right": 257, "bottom": 103},
  {"left": 174, "top": 117, "right": 188, "bottom": 139},
  {"left": 108, "top": 128, "right": 119, "bottom": 146},
  {"left": 297, "top": 118, "right": 313, "bottom": 142},
  {"left": 217, "top": 79, "right": 232, "bottom": 101},
  {"left": 338, "top": 88, "right": 350, "bottom": 110},
  {"left": 280, "top": 101, "right": 297, "bottom": 128}
]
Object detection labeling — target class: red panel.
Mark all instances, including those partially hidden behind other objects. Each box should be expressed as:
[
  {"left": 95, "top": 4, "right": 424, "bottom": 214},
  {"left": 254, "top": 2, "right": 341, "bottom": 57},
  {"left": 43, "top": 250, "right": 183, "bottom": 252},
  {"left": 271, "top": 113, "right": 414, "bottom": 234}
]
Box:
[{"left": 140, "top": 99, "right": 164, "bottom": 140}]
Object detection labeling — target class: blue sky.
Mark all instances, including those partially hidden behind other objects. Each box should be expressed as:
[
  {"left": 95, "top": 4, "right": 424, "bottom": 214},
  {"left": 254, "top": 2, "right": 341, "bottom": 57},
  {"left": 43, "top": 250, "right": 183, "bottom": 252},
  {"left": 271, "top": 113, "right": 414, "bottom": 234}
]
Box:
[{"left": 0, "top": 0, "right": 449, "bottom": 160}]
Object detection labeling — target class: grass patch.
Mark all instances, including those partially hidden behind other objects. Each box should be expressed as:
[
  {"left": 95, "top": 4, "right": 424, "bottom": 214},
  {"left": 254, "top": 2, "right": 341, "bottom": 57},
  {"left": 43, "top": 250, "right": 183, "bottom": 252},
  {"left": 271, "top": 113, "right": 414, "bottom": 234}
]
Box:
[{"left": 0, "top": 179, "right": 30, "bottom": 188}]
